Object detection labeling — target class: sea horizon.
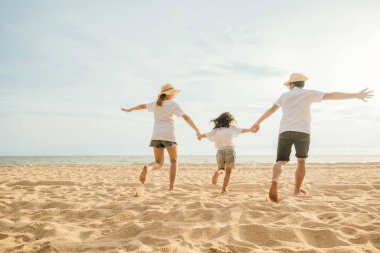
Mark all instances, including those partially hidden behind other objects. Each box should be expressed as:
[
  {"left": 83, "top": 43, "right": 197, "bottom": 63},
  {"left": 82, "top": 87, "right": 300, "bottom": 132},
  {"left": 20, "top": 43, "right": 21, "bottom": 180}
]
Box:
[{"left": 1, "top": 154, "right": 380, "bottom": 165}]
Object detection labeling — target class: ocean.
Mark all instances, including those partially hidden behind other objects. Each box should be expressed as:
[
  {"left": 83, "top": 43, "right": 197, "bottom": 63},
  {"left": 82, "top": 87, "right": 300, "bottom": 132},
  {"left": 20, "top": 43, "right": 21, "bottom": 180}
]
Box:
[{"left": 1, "top": 155, "right": 380, "bottom": 165}]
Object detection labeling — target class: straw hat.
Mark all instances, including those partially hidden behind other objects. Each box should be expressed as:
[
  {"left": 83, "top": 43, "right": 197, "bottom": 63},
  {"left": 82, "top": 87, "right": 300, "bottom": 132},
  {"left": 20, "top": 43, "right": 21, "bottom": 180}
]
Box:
[
  {"left": 283, "top": 73, "right": 308, "bottom": 86},
  {"left": 159, "top": 83, "right": 181, "bottom": 96}
]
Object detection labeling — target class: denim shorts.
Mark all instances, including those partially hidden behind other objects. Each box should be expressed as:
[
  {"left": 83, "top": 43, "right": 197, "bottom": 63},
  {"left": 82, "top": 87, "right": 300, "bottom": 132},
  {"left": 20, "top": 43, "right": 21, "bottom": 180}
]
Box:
[
  {"left": 276, "top": 131, "right": 310, "bottom": 162},
  {"left": 149, "top": 140, "right": 177, "bottom": 148},
  {"left": 216, "top": 148, "right": 236, "bottom": 169}
]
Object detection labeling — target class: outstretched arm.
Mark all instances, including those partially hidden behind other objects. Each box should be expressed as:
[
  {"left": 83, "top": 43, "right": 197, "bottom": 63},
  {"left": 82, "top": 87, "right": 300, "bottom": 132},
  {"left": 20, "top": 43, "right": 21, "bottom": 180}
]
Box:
[
  {"left": 182, "top": 114, "right": 201, "bottom": 136},
  {"left": 323, "top": 88, "right": 374, "bottom": 102},
  {"left": 121, "top": 104, "right": 146, "bottom": 113},
  {"left": 241, "top": 128, "right": 255, "bottom": 134},
  {"left": 251, "top": 104, "right": 279, "bottom": 132}
]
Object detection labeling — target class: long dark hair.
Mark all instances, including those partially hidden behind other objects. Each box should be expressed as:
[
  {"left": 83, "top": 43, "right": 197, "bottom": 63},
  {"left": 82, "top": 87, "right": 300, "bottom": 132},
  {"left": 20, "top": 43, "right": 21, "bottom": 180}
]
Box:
[
  {"left": 156, "top": 93, "right": 167, "bottom": 107},
  {"left": 211, "top": 112, "right": 235, "bottom": 129}
]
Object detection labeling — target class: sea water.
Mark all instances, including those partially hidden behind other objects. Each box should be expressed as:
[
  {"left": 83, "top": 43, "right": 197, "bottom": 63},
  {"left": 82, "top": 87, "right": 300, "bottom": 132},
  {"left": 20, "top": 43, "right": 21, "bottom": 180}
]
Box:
[{"left": 1, "top": 155, "right": 380, "bottom": 165}]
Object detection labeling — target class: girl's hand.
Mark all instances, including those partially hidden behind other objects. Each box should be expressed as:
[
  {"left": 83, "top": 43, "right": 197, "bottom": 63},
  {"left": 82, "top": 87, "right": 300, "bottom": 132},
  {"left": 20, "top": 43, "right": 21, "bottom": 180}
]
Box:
[
  {"left": 251, "top": 124, "right": 260, "bottom": 133},
  {"left": 121, "top": 108, "right": 132, "bottom": 113},
  {"left": 197, "top": 133, "right": 203, "bottom": 141}
]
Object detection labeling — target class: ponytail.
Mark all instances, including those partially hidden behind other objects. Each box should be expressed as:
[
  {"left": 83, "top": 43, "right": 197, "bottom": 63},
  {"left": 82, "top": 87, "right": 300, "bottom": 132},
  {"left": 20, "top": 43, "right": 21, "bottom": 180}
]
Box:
[{"left": 156, "top": 93, "right": 167, "bottom": 106}]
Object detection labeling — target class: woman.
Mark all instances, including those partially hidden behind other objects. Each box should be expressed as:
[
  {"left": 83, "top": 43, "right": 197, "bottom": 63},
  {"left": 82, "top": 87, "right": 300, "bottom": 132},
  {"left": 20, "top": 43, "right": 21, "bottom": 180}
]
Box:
[{"left": 121, "top": 83, "right": 200, "bottom": 190}]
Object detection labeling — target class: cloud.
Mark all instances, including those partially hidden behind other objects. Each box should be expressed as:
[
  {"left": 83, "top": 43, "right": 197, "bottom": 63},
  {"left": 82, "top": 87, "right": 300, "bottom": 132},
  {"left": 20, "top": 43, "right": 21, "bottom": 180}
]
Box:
[
  {"left": 174, "top": 68, "right": 223, "bottom": 79},
  {"left": 218, "top": 61, "right": 287, "bottom": 78},
  {"left": 182, "top": 24, "right": 259, "bottom": 51},
  {"left": 0, "top": 109, "right": 153, "bottom": 123}
]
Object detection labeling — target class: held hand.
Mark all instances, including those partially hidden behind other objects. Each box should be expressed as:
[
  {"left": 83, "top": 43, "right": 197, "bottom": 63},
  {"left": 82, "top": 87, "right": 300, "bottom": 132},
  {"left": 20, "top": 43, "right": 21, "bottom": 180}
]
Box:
[
  {"left": 251, "top": 124, "right": 260, "bottom": 133},
  {"left": 357, "top": 88, "right": 374, "bottom": 102},
  {"left": 197, "top": 133, "right": 203, "bottom": 141},
  {"left": 121, "top": 108, "right": 132, "bottom": 113}
]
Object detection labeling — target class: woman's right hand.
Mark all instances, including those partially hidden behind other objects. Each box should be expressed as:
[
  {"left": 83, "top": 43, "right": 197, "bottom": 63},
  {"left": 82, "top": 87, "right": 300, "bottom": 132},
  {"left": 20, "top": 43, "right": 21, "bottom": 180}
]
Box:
[{"left": 251, "top": 123, "right": 260, "bottom": 133}]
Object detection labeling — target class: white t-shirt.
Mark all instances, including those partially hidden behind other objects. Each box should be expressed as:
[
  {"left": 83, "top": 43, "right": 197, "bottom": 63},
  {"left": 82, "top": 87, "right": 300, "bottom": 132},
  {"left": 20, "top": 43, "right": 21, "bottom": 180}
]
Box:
[
  {"left": 274, "top": 87, "right": 325, "bottom": 134},
  {"left": 206, "top": 126, "right": 242, "bottom": 150},
  {"left": 146, "top": 100, "right": 185, "bottom": 142}
]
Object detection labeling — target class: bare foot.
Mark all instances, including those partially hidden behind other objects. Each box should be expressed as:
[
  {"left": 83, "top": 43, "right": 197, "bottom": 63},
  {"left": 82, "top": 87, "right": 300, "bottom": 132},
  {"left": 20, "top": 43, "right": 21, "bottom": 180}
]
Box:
[
  {"left": 169, "top": 184, "right": 174, "bottom": 191},
  {"left": 139, "top": 166, "right": 148, "bottom": 184},
  {"left": 294, "top": 188, "right": 308, "bottom": 195},
  {"left": 212, "top": 171, "right": 220, "bottom": 185},
  {"left": 134, "top": 184, "right": 145, "bottom": 197},
  {"left": 268, "top": 181, "right": 278, "bottom": 202},
  {"left": 221, "top": 189, "right": 228, "bottom": 194}
]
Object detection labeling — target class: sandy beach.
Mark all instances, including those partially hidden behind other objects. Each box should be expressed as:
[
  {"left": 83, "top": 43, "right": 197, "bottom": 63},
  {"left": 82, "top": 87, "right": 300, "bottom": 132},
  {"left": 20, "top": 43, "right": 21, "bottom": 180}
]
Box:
[{"left": 0, "top": 163, "right": 379, "bottom": 252}]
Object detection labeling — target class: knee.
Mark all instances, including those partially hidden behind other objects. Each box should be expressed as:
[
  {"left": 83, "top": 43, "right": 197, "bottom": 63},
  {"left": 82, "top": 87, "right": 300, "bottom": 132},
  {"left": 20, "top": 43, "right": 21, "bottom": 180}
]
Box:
[
  {"left": 170, "top": 158, "right": 177, "bottom": 165},
  {"left": 275, "top": 161, "right": 287, "bottom": 168},
  {"left": 156, "top": 160, "right": 164, "bottom": 168},
  {"left": 225, "top": 168, "right": 232, "bottom": 174}
]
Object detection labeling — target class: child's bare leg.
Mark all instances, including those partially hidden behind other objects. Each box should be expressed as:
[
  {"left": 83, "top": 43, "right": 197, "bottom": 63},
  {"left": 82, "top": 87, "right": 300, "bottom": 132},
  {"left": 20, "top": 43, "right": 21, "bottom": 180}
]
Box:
[
  {"left": 166, "top": 145, "right": 178, "bottom": 190},
  {"left": 221, "top": 167, "right": 232, "bottom": 193},
  {"left": 212, "top": 169, "right": 224, "bottom": 185},
  {"left": 140, "top": 147, "right": 164, "bottom": 184}
]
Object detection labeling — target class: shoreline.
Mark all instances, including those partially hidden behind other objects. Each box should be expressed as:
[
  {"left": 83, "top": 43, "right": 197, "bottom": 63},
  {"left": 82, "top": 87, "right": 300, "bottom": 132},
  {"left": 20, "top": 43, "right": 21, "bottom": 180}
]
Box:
[
  {"left": 2, "top": 155, "right": 380, "bottom": 166},
  {"left": 2, "top": 162, "right": 380, "bottom": 167}
]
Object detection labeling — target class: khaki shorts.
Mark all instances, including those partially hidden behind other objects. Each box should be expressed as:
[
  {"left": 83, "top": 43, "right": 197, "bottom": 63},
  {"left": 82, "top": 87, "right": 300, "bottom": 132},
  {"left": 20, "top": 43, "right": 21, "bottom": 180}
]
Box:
[
  {"left": 276, "top": 131, "right": 310, "bottom": 162},
  {"left": 216, "top": 148, "right": 236, "bottom": 169}
]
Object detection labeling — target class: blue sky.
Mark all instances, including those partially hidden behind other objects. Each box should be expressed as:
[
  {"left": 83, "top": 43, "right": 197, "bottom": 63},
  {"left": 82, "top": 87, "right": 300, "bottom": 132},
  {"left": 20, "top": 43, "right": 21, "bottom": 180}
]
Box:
[{"left": 1, "top": 0, "right": 379, "bottom": 156}]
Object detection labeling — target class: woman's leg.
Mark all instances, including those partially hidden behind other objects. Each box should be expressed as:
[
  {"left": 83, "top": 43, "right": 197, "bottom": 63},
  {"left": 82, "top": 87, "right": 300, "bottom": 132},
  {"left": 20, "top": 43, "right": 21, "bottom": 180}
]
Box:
[
  {"left": 139, "top": 147, "right": 165, "bottom": 184},
  {"left": 166, "top": 145, "right": 178, "bottom": 190},
  {"left": 212, "top": 169, "right": 224, "bottom": 185},
  {"left": 221, "top": 167, "right": 232, "bottom": 193}
]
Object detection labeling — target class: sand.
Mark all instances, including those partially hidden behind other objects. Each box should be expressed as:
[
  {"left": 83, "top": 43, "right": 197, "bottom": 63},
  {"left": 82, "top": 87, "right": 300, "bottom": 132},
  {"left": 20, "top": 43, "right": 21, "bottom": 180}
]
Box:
[{"left": 0, "top": 163, "right": 379, "bottom": 253}]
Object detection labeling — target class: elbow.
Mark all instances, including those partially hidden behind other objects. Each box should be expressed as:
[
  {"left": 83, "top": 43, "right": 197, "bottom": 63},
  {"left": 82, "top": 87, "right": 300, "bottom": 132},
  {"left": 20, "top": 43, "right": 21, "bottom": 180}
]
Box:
[
  {"left": 322, "top": 94, "right": 331, "bottom": 100},
  {"left": 270, "top": 105, "right": 279, "bottom": 113}
]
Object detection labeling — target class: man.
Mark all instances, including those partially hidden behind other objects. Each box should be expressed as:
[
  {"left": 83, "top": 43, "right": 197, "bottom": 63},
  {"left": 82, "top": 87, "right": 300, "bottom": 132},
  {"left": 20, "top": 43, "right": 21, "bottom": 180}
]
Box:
[{"left": 251, "top": 73, "right": 374, "bottom": 202}]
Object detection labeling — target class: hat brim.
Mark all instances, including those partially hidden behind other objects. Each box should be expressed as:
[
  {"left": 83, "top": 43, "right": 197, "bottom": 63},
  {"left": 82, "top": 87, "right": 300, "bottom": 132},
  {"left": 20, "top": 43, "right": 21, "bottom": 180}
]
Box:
[
  {"left": 283, "top": 77, "right": 308, "bottom": 86},
  {"left": 160, "top": 89, "right": 181, "bottom": 96}
]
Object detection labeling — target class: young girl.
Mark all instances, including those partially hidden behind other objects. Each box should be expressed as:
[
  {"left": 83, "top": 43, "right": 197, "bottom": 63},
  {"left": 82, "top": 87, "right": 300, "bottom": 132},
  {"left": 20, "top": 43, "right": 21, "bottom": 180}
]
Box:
[
  {"left": 198, "top": 112, "right": 254, "bottom": 193},
  {"left": 121, "top": 83, "right": 200, "bottom": 190}
]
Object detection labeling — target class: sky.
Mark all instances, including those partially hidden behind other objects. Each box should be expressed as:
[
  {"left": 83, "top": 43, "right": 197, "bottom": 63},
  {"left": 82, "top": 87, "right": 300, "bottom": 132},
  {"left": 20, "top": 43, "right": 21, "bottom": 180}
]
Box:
[{"left": 1, "top": 0, "right": 380, "bottom": 156}]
